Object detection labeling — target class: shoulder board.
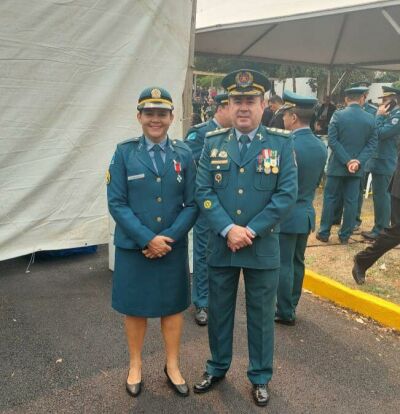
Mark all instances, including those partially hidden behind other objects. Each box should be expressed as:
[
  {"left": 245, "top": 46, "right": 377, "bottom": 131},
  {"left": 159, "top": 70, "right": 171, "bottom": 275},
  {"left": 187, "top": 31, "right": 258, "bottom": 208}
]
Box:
[
  {"left": 193, "top": 121, "right": 208, "bottom": 129},
  {"left": 266, "top": 127, "right": 291, "bottom": 137},
  {"left": 171, "top": 139, "right": 190, "bottom": 151},
  {"left": 119, "top": 137, "right": 140, "bottom": 145},
  {"left": 206, "top": 127, "right": 230, "bottom": 138},
  {"left": 367, "top": 103, "right": 377, "bottom": 109}
]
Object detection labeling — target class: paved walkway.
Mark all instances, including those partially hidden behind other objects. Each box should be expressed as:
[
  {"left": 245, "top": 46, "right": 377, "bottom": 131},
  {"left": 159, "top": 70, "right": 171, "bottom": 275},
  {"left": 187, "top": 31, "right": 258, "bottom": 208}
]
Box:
[{"left": 1, "top": 246, "right": 399, "bottom": 413}]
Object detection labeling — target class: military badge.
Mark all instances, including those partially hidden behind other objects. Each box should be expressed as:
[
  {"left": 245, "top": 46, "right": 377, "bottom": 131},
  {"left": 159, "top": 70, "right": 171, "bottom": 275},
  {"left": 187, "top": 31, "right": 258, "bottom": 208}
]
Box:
[
  {"left": 272, "top": 166, "right": 279, "bottom": 174},
  {"left": 204, "top": 200, "right": 212, "bottom": 209},
  {"left": 392, "top": 118, "right": 399, "bottom": 125},
  {"left": 235, "top": 71, "right": 253, "bottom": 88},
  {"left": 214, "top": 173, "right": 222, "bottom": 184},
  {"left": 211, "top": 148, "right": 218, "bottom": 158},
  {"left": 218, "top": 150, "right": 228, "bottom": 158},
  {"left": 151, "top": 88, "right": 162, "bottom": 99},
  {"left": 173, "top": 159, "right": 182, "bottom": 182},
  {"left": 106, "top": 170, "right": 111, "bottom": 185}
]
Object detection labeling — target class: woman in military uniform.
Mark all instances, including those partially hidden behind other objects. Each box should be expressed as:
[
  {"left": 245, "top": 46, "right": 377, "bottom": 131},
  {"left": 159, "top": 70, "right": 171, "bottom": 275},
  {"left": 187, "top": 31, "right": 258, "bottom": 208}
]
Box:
[{"left": 107, "top": 87, "right": 198, "bottom": 397}]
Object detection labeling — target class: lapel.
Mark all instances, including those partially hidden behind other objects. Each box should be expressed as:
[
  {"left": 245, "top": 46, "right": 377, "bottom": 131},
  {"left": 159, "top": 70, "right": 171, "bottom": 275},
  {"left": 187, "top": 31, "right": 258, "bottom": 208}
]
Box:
[
  {"left": 163, "top": 139, "right": 177, "bottom": 177},
  {"left": 136, "top": 135, "right": 157, "bottom": 175},
  {"left": 224, "top": 129, "right": 241, "bottom": 166},
  {"left": 242, "top": 126, "right": 266, "bottom": 166}
]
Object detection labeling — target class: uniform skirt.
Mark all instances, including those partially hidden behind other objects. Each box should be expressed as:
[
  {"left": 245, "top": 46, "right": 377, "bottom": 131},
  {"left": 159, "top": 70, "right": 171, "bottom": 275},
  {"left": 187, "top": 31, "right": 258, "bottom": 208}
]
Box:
[{"left": 112, "top": 246, "right": 190, "bottom": 317}]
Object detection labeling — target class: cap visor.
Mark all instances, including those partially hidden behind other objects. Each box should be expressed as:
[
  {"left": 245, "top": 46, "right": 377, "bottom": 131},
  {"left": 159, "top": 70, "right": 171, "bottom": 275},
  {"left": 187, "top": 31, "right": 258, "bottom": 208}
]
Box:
[{"left": 139, "top": 102, "right": 173, "bottom": 110}]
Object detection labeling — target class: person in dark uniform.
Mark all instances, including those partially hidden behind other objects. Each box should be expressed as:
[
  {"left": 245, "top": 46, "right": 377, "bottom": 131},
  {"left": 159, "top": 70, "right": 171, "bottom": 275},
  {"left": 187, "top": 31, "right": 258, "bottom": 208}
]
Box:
[
  {"left": 275, "top": 91, "right": 327, "bottom": 325},
  {"left": 361, "top": 86, "right": 400, "bottom": 241},
  {"left": 193, "top": 69, "right": 298, "bottom": 406},
  {"left": 317, "top": 87, "right": 377, "bottom": 244},
  {"left": 353, "top": 149, "right": 400, "bottom": 284},
  {"left": 185, "top": 94, "right": 232, "bottom": 326},
  {"left": 107, "top": 87, "right": 198, "bottom": 398},
  {"left": 261, "top": 96, "right": 274, "bottom": 126},
  {"left": 315, "top": 96, "right": 337, "bottom": 134},
  {"left": 268, "top": 95, "right": 285, "bottom": 129},
  {"left": 332, "top": 81, "right": 377, "bottom": 230}
]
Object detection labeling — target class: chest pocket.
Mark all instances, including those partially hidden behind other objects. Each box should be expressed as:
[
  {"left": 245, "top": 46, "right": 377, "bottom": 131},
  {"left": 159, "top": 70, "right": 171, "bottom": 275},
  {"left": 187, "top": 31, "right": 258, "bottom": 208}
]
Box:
[
  {"left": 254, "top": 171, "right": 278, "bottom": 191},
  {"left": 210, "top": 161, "right": 230, "bottom": 189}
]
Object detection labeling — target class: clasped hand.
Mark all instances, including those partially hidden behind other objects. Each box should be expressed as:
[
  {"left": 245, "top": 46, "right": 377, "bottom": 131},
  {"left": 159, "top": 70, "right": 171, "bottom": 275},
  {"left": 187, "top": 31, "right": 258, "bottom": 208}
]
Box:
[
  {"left": 227, "top": 225, "right": 255, "bottom": 252},
  {"left": 346, "top": 159, "right": 360, "bottom": 174},
  {"left": 142, "top": 235, "right": 174, "bottom": 259}
]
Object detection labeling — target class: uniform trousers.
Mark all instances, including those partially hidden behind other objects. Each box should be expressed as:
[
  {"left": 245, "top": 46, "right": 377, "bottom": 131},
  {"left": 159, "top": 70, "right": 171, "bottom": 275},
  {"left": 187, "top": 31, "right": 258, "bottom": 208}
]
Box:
[
  {"left": 319, "top": 175, "right": 361, "bottom": 240},
  {"left": 191, "top": 213, "right": 209, "bottom": 308},
  {"left": 276, "top": 233, "right": 309, "bottom": 321},
  {"left": 371, "top": 173, "right": 392, "bottom": 235},
  {"left": 206, "top": 265, "right": 279, "bottom": 385},
  {"left": 356, "top": 196, "right": 400, "bottom": 269}
]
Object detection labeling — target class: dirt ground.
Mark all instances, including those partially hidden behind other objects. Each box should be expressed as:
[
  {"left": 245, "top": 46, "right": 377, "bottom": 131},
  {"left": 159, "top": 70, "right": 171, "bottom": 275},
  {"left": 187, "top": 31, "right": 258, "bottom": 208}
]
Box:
[{"left": 306, "top": 188, "right": 400, "bottom": 305}]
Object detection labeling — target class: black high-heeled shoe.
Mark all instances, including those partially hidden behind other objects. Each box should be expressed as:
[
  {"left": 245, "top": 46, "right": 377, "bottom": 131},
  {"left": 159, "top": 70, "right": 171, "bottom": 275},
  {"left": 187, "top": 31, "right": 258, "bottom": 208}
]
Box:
[
  {"left": 126, "top": 372, "right": 142, "bottom": 397},
  {"left": 164, "top": 366, "right": 189, "bottom": 397}
]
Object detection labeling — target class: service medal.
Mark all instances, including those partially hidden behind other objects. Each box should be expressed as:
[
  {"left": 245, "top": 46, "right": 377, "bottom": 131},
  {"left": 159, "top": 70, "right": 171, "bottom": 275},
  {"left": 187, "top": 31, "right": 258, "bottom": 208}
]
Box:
[
  {"left": 272, "top": 166, "right": 279, "bottom": 174},
  {"left": 173, "top": 160, "right": 182, "bottom": 182},
  {"left": 264, "top": 167, "right": 271, "bottom": 174}
]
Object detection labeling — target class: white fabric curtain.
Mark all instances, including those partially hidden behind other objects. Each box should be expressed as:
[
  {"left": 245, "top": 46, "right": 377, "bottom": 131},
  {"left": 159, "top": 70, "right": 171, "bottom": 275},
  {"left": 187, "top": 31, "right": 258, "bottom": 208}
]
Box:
[{"left": 0, "top": 0, "right": 193, "bottom": 260}]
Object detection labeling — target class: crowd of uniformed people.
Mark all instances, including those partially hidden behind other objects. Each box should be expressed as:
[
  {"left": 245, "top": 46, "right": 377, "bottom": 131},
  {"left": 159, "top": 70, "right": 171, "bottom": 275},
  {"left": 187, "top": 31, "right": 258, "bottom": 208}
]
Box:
[{"left": 106, "top": 69, "right": 400, "bottom": 407}]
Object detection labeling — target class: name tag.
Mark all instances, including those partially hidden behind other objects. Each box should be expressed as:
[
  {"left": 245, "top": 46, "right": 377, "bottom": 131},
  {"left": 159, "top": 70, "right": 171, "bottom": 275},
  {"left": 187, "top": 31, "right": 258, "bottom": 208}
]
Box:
[
  {"left": 210, "top": 159, "right": 229, "bottom": 165},
  {"left": 127, "top": 174, "right": 145, "bottom": 181}
]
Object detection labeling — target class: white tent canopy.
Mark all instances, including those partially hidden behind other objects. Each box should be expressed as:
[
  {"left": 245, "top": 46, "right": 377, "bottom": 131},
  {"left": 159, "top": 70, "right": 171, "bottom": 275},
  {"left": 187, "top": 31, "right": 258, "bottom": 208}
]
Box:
[{"left": 196, "top": 0, "right": 400, "bottom": 70}]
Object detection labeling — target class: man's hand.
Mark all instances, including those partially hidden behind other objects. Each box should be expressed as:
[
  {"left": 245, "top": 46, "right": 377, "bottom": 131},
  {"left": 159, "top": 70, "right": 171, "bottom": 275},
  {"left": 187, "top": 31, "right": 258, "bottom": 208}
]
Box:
[
  {"left": 142, "top": 235, "right": 174, "bottom": 259},
  {"left": 377, "top": 103, "right": 390, "bottom": 116},
  {"left": 347, "top": 159, "right": 360, "bottom": 174},
  {"left": 227, "top": 225, "right": 255, "bottom": 252}
]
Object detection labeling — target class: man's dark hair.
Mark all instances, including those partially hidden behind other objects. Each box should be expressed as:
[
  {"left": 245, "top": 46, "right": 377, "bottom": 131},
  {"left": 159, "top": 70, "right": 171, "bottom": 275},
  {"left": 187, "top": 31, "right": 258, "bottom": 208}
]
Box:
[
  {"left": 287, "top": 107, "right": 314, "bottom": 124},
  {"left": 269, "top": 95, "right": 283, "bottom": 105}
]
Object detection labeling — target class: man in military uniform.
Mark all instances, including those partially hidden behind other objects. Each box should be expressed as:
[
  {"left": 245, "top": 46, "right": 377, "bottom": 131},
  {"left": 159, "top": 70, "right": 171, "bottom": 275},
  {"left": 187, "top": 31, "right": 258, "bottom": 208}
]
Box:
[
  {"left": 361, "top": 86, "right": 400, "bottom": 241},
  {"left": 353, "top": 149, "right": 400, "bottom": 284},
  {"left": 193, "top": 69, "right": 298, "bottom": 406},
  {"left": 185, "top": 94, "right": 232, "bottom": 326},
  {"left": 332, "top": 81, "right": 377, "bottom": 229},
  {"left": 317, "top": 87, "right": 377, "bottom": 244},
  {"left": 276, "top": 91, "right": 327, "bottom": 325},
  {"left": 268, "top": 95, "right": 285, "bottom": 129}
]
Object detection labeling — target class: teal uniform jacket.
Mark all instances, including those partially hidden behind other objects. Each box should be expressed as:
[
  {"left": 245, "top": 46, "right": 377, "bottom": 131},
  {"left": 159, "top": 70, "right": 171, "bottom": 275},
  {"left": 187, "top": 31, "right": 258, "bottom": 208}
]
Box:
[
  {"left": 363, "top": 102, "right": 377, "bottom": 116},
  {"left": 108, "top": 136, "right": 198, "bottom": 250},
  {"left": 185, "top": 119, "right": 219, "bottom": 163},
  {"left": 280, "top": 128, "right": 328, "bottom": 234},
  {"left": 366, "top": 107, "right": 400, "bottom": 175},
  {"left": 327, "top": 104, "right": 378, "bottom": 176},
  {"left": 107, "top": 136, "right": 198, "bottom": 317},
  {"left": 195, "top": 126, "right": 298, "bottom": 270}
]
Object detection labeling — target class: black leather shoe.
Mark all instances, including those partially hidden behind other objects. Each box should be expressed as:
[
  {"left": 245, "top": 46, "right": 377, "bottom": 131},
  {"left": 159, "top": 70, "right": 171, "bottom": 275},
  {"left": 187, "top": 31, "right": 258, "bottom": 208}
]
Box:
[
  {"left": 274, "top": 316, "right": 296, "bottom": 326},
  {"left": 361, "top": 231, "right": 379, "bottom": 241},
  {"left": 164, "top": 366, "right": 189, "bottom": 397},
  {"left": 193, "top": 372, "right": 225, "bottom": 393},
  {"left": 195, "top": 307, "right": 208, "bottom": 326},
  {"left": 252, "top": 384, "right": 270, "bottom": 406},
  {"left": 352, "top": 257, "right": 366, "bottom": 285},
  {"left": 339, "top": 238, "right": 349, "bottom": 245},
  {"left": 126, "top": 380, "right": 142, "bottom": 397},
  {"left": 353, "top": 224, "right": 361, "bottom": 234},
  {"left": 316, "top": 233, "right": 329, "bottom": 242}
]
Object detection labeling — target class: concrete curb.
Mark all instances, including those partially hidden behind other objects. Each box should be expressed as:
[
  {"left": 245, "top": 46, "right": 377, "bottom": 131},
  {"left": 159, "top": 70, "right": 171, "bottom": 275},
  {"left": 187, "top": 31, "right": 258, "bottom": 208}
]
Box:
[{"left": 303, "top": 269, "right": 400, "bottom": 331}]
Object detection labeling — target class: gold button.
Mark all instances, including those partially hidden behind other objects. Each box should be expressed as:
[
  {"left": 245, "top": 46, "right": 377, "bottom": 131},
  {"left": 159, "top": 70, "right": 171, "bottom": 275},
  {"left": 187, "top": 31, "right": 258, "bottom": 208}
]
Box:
[
  {"left": 236, "top": 209, "right": 242, "bottom": 215},
  {"left": 239, "top": 168, "right": 245, "bottom": 173},
  {"left": 157, "top": 197, "right": 162, "bottom": 203},
  {"left": 238, "top": 189, "right": 244, "bottom": 195},
  {"left": 156, "top": 217, "right": 162, "bottom": 222},
  {"left": 156, "top": 177, "right": 161, "bottom": 182}
]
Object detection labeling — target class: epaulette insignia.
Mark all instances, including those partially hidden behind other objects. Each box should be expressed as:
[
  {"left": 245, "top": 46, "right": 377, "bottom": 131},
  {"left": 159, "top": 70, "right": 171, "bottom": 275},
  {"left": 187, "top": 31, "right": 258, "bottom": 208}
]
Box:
[
  {"left": 266, "top": 127, "right": 291, "bottom": 137},
  {"left": 120, "top": 137, "right": 140, "bottom": 145},
  {"left": 206, "top": 127, "right": 230, "bottom": 138},
  {"left": 194, "top": 121, "right": 208, "bottom": 129}
]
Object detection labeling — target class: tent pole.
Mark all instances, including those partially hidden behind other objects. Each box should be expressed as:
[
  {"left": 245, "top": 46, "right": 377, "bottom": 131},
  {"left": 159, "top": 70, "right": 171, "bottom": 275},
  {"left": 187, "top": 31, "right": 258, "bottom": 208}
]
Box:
[
  {"left": 327, "top": 69, "right": 332, "bottom": 96},
  {"left": 182, "top": 0, "right": 197, "bottom": 135},
  {"left": 331, "top": 70, "right": 349, "bottom": 95}
]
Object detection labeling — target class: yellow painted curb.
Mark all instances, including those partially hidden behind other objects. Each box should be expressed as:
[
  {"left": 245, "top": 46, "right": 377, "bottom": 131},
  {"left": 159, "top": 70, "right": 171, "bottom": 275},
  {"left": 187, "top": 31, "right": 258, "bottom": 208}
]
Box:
[{"left": 304, "top": 269, "right": 400, "bottom": 331}]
